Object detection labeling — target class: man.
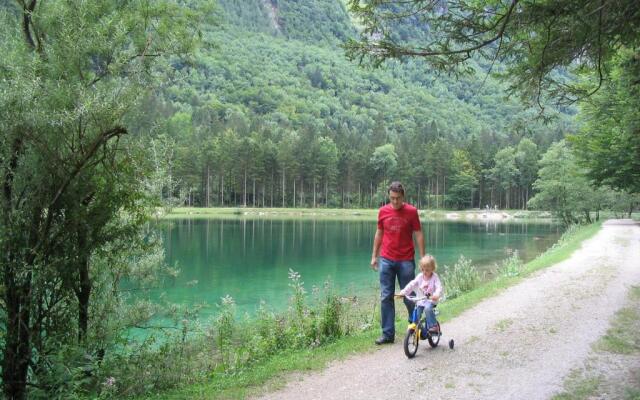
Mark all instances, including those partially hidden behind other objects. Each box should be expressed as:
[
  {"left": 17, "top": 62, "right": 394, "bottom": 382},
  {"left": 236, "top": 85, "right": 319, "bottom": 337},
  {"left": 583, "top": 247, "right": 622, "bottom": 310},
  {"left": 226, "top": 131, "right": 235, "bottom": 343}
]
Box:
[{"left": 370, "top": 182, "right": 425, "bottom": 344}]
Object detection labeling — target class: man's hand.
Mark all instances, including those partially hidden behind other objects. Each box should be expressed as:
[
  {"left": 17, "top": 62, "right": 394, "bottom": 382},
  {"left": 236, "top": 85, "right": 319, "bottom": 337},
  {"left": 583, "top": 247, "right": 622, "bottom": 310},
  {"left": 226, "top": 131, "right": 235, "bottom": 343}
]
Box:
[
  {"left": 431, "top": 294, "right": 440, "bottom": 301},
  {"left": 370, "top": 256, "right": 378, "bottom": 271}
]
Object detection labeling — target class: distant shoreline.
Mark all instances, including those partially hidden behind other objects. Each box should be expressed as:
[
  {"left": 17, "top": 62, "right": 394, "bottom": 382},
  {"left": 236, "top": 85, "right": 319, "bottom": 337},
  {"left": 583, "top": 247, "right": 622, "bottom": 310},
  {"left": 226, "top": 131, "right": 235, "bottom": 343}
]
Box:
[{"left": 158, "top": 207, "right": 553, "bottom": 222}]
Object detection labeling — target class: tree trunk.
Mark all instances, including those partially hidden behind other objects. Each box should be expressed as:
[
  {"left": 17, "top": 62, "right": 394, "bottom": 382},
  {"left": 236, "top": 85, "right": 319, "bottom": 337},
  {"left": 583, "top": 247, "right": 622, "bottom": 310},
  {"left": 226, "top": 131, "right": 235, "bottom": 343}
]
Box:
[
  {"left": 443, "top": 176, "right": 446, "bottom": 209},
  {"left": 206, "top": 164, "right": 210, "bottom": 207},
  {"left": 243, "top": 170, "right": 247, "bottom": 207},
  {"left": 77, "top": 258, "right": 91, "bottom": 343},
  {"left": 325, "top": 180, "right": 328, "bottom": 207},
  {"left": 436, "top": 177, "right": 439, "bottom": 208},
  {"left": 3, "top": 270, "right": 32, "bottom": 400},
  {"left": 370, "top": 181, "right": 373, "bottom": 207},
  {"left": 282, "top": 168, "right": 285, "bottom": 208},
  {"left": 490, "top": 186, "right": 494, "bottom": 208}
]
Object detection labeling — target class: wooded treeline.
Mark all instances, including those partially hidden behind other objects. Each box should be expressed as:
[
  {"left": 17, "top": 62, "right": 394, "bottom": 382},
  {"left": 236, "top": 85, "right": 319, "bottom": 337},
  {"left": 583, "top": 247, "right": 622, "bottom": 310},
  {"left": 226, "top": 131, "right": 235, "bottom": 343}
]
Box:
[{"left": 135, "top": 0, "right": 574, "bottom": 211}]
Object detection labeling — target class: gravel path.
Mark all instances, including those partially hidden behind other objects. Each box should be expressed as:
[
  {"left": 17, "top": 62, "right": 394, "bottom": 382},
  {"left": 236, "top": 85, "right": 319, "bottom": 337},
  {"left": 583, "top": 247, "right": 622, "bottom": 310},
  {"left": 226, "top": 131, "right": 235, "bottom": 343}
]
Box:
[{"left": 254, "top": 220, "right": 640, "bottom": 400}]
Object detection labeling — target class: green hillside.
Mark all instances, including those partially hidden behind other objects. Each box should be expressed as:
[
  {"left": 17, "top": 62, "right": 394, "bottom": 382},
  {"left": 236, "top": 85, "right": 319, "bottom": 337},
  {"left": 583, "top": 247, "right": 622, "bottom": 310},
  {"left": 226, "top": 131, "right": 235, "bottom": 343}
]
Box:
[{"left": 140, "top": 0, "right": 574, "bottom": 210}]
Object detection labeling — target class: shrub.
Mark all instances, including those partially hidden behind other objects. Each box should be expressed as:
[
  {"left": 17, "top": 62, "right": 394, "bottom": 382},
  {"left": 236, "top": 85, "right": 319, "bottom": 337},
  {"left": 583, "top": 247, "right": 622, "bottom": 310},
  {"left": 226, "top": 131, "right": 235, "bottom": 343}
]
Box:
[
  {"left": 497, "top": 251, "right": 523, "bottom": 277},
  {"left": 442, "top": 255, "right": 481, "bottom": 299}
]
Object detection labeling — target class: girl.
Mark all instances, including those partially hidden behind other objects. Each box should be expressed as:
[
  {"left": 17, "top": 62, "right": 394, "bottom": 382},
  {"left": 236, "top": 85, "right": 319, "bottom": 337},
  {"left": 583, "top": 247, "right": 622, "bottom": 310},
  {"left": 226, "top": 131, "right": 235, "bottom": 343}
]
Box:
[{"left": 395, "top": 254, "right": 443, "bottom": 333}]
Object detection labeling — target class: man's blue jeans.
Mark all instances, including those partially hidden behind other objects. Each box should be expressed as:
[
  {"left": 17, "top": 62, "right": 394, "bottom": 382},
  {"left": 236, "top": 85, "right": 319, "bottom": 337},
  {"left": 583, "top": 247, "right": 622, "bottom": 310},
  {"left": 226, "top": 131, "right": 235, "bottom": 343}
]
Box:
[{"left": 379, "top": 257, "right": 415, "bottom": 339}]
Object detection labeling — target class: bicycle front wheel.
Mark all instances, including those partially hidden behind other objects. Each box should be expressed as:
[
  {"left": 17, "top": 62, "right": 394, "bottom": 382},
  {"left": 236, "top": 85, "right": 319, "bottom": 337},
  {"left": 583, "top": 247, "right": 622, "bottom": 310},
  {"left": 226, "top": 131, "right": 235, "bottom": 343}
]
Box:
[{"left": 403, "top": 328, "right": 419, "bottom": 358}]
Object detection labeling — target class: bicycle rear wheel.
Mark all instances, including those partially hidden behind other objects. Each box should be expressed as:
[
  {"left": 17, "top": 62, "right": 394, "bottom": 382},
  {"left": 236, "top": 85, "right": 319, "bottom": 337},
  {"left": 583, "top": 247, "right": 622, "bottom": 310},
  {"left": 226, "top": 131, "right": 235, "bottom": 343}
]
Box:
[
  {"left": 427, "top": 322, "right": 441, "bottom": 348},
  {"left": 403, "top": 328, "right": 419, "bottom": 358}
]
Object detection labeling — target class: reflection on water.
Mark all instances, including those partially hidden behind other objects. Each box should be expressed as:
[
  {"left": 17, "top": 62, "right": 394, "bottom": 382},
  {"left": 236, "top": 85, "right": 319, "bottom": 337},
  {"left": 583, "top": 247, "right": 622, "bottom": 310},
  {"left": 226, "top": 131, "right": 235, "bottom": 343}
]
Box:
[{"left": 155, "top": 218, "right": 561, "bottom": 317}]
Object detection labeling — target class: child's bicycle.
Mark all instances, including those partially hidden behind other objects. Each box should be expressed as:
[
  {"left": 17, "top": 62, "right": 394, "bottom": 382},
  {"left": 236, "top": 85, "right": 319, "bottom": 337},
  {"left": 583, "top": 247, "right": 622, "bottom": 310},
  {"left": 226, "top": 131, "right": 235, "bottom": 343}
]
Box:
[{"left": 399, "top": 294, "right": 453, "bottom": 358}]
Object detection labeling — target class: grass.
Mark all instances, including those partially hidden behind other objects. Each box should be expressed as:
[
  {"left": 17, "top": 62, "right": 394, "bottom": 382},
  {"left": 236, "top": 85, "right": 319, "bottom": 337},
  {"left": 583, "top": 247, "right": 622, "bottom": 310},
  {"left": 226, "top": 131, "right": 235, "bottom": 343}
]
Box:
[
  {"left": 159, "top": 207, "right": 556, "bottom": 222},
  {"left": 493, "top": 318, "right": 514, "bottom": 332},
  {"left": 159, "top": 207, "right": 379, "bottom": 221},
  {"left": 141, "top": 329, "right": 381, "bottom": 399},
  {"left": 552, "top": 286, "right": 640, "bottom": 400},
  {"left": 136, "top": 221, "right": 603, "bottom": 400},
  {"left": 551, "top": 371, "right": 602, "bottom": 400},
  {"left": 594, "top": 286, "right": 640, "bottom": 354},
  {"left": 625, "top": 388, "right": 640, "bottom": 400}
]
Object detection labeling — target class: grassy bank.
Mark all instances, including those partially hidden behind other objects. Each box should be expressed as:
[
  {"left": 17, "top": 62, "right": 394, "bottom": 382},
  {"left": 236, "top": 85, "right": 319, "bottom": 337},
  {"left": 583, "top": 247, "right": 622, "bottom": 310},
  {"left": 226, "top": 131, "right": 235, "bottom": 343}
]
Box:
[
  {"left": 160, "top": 207, "right": 379, "bottom": 220},
  {"left": 138, "top": 222, "right": 602, "bottom": 400},
  {"left": 160, "top": 207, "right": 554, "bottom": 222}
]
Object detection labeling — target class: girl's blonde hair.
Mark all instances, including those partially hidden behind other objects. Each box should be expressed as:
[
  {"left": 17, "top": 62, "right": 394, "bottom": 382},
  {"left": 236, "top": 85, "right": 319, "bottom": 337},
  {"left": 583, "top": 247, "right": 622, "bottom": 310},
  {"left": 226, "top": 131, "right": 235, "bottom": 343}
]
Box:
[{"left": 419, "top": 254, "right": 437, "bottom": 272}]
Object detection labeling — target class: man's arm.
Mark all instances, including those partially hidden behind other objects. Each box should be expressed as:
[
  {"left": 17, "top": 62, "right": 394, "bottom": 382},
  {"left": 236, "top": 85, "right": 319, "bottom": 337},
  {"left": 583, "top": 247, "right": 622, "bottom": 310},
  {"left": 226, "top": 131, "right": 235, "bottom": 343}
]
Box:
[
  {"left": 414, "top": 230, "right": 425, "bottom": 258},
  {"left": 370, "top": 228, "right": 383, "bottom": 270}
]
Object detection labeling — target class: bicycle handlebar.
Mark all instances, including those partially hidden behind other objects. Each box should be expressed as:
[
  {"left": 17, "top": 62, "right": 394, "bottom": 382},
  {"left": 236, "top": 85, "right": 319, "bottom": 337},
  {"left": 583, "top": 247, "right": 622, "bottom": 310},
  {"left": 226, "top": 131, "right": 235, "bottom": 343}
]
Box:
[{"left": 403, "top": 294, "right": 431, "bottom": 303}]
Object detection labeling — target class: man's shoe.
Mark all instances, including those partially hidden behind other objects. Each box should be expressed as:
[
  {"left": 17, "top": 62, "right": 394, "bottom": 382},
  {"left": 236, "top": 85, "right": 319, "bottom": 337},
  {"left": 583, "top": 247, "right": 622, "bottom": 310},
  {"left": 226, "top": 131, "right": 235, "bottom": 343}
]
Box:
[{"left": 375, "top": 336, "right": 394, "bottom": 345}]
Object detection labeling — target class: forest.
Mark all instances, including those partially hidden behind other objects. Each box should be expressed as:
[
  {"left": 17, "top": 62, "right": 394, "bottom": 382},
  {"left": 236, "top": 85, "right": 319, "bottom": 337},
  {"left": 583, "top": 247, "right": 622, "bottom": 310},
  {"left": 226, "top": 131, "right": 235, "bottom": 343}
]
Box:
[{"left": 133, "top": 0, "right": 579, "bottom": 211}]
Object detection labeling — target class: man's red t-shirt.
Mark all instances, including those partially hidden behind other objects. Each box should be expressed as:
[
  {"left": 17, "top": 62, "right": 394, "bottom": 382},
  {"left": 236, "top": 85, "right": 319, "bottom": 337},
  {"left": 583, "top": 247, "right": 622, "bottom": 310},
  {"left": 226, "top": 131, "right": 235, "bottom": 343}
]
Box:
[{"left": 377, "top": 203, "right": 422, "bottom": 261}]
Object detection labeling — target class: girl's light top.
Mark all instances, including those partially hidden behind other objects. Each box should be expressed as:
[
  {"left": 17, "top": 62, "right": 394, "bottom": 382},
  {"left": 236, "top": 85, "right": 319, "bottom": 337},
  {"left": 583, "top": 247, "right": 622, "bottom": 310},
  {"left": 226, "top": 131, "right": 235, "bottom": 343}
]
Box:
[{"left": 399, "top": 272, "right": 443, "bottom": 307}]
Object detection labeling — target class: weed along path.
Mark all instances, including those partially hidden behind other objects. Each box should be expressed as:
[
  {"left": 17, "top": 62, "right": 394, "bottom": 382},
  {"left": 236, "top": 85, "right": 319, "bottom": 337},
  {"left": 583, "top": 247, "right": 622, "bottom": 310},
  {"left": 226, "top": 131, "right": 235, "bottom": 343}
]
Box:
[{"left": 254, "top": 220, "right": 640, "bottom": 400}]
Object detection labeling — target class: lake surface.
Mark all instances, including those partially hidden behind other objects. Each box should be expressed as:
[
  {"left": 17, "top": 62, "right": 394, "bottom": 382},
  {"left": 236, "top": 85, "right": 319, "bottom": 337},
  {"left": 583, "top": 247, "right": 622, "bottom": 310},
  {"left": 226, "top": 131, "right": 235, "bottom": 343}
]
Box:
[{"left": 150, "top": 217, "right": 562, "bottom": 318}]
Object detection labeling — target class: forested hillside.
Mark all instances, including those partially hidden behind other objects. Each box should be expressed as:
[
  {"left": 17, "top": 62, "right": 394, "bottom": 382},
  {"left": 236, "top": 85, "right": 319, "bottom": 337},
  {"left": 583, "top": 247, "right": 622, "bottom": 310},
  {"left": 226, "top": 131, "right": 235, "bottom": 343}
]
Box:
[{"left": 137, "top": 0, "right": 575, "bottom": 210}]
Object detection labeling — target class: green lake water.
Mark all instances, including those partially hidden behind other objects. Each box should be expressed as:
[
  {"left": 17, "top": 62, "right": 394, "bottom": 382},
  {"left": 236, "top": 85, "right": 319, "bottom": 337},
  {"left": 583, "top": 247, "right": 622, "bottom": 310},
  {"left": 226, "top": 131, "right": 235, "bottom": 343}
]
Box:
[{"left": 150, "top": 217, "right": 562, "bottom": 319}]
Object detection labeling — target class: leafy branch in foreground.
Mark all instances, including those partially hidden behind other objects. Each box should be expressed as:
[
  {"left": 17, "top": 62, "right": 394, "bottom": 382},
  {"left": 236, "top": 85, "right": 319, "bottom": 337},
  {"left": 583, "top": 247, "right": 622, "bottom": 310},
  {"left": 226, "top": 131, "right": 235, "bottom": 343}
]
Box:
[
  {"left": 345, "top": 0, "right": 640, "bottom": 107},
  {"left": 0, "top": 1, "right": 202, "bottom": 398}
]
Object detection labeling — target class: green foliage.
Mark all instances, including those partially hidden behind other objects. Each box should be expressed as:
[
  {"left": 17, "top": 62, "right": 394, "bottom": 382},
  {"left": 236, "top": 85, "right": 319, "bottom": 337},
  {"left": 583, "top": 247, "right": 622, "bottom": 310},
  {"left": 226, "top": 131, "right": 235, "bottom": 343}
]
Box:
[
  {"left": 370, "top": 144, "right": 397, "bottom": 183},
  {"left": 214, "top": 295, "right": 238, "bottom": 371},
  {"left": 571, "top": 49, "right": 640, "bottom": 194},
  {"left": 0, "top": 1, "right": 200, "bottom": 398},
  {"left": 217, "top": 0, "right": 355, "bottom": 43},
  {"left": 490, "top": 147, "right": 519, "bottom": 208},
  {"left": 134, "top": 1, "right": 577, "bottom": 211},
  {"left": 346, "top": 0, "right": 640, "bottom": 107},
  {"left": 277, "top": 0, "right": 355, "bottom": 43},
  {"left": 442, "top": 255, "right": 481, "bottom": 299},
  {"left": 497, "top": 251, "right": 524, "bottom": 278},
  {"left": 251, "top": 301, "right": 283, "bottom": 358},
  {"left": 528, "top": 141, "right": 595, "bottom": 225},
  {"left": 595, "top": 286, "right": 640, "bottom": 355},
  {"left": 79, "top": 271, "right": 367, "bottom": 398},
  {"left": 346, "top": 0, "right": 639, "bottom": 200},
  {"left": 287, "top": 269, "right": 308, "bottom": 346},
  {"left": 448, "top": 149, "right": 479, "bottom": 209}
]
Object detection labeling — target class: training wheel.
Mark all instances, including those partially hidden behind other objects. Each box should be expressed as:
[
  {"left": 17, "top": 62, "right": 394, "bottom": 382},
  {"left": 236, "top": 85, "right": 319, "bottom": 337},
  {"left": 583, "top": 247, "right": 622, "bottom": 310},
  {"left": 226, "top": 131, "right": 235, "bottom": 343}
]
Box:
[{"left": 449, "top": 339, "right": 455, "bottom": 349}]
